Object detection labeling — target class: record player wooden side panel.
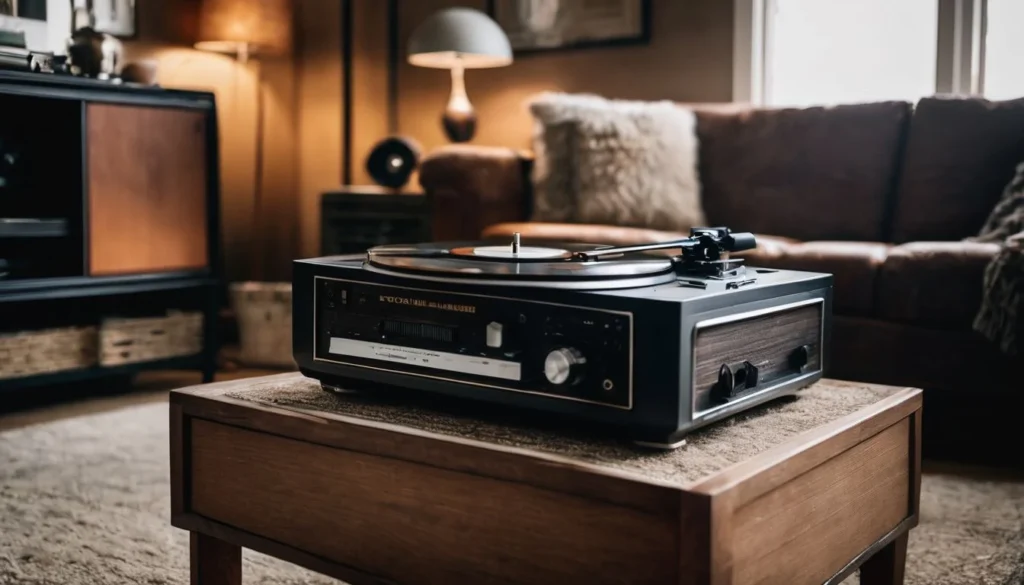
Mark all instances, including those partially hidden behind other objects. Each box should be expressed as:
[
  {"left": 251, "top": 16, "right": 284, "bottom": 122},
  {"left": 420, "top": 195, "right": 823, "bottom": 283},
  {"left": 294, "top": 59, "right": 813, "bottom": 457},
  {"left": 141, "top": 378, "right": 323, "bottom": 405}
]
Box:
[
  {"left": 693, "top": 303, "right": 822, "bottom": 410},
  {"left": 86, "top": 104, "right": 209, "bottom": 276}
]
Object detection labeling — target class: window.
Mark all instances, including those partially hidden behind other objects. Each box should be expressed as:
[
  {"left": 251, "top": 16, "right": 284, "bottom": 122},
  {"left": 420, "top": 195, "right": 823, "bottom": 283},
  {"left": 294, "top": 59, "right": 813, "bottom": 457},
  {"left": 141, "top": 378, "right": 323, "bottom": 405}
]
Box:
[
  {"left": 735, "top": 0, "right": 1024, "bottom": 106},
  {"left": 982, "top": 0, "right": 1024, "bottom": 100},
  {"left": 763, "top": 0, "right": 939, "bottom": 107}
]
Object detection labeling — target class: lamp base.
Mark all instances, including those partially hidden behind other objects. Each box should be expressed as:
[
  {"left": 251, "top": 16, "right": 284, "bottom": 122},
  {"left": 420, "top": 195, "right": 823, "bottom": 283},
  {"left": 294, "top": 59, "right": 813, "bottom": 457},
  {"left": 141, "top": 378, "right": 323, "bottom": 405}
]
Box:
[{"left": 442, "top": 107, "right": 476, "bottom": 143}]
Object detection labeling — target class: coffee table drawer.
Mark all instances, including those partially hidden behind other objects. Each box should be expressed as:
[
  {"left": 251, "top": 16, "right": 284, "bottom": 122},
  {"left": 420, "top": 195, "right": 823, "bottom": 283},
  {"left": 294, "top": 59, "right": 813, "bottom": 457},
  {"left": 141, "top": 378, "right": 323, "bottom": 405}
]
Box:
[{"left": 187, "top": 419, "right": 679, "bottom": 585}]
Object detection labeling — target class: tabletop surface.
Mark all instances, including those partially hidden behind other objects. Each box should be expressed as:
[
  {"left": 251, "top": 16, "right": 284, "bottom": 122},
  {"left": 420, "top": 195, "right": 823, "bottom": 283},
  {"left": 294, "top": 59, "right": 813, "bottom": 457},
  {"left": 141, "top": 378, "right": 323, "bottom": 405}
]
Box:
[{"left": 173, "top": 373, "right": 919, "bottom": 486}]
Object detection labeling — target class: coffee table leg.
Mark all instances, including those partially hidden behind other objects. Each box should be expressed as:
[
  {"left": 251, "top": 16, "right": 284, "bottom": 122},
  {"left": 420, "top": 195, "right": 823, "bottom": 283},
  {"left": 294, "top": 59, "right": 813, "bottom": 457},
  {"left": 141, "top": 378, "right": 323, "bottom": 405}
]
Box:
[
  {"left": 860, "top": 533, "right": 908, "bottom": 585},
  {"left": 190, "top": 532, "right": 241, "bottom": 585}
]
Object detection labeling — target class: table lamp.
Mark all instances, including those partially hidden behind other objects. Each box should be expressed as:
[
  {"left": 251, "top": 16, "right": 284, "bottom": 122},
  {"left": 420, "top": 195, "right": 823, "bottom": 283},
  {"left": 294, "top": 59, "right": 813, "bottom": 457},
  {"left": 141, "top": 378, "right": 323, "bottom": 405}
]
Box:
[
  {"left": 194, "top": 0, "right": 293, "bottom": 280},
  {"left": 408, "top": 7, "right": 513, "bottom": 143}
]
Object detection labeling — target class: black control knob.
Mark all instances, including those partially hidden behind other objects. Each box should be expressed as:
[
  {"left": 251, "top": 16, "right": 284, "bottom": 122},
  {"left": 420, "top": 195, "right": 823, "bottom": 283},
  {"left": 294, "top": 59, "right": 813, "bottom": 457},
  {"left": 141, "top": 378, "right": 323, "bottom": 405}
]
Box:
[
  {"left": 713, "top": 361, "right": 759, "bottom": 403},
  {"left": 544, "top": 347, "right": 586, "bottom": 385},
  {"left": 789, "top": 344, "right": 811, "bottom": 373}
]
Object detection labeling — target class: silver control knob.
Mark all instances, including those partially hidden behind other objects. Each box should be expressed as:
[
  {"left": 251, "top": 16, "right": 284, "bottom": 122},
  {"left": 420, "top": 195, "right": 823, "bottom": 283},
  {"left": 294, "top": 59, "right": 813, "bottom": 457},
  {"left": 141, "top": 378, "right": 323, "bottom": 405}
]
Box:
[{"left": 544, "top": 347, "right": 586, "bottom": 385}]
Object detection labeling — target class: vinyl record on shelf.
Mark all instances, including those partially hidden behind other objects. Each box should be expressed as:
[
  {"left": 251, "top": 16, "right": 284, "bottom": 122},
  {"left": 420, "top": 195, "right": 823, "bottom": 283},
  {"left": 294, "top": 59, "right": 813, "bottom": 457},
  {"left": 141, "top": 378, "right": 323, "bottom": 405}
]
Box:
[{"left": 365, "top": 136, "right": 421, "bottom": 189}]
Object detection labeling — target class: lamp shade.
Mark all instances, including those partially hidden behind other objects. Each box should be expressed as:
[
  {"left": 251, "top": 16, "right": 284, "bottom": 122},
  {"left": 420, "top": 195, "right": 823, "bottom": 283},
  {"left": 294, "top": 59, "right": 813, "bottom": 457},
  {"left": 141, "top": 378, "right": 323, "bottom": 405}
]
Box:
[
  {"left": 195, "top": 0, "right": 293, "bottom": 56},
  {"left": 408, "top": 8, "right": 512, "bottom": 69}
]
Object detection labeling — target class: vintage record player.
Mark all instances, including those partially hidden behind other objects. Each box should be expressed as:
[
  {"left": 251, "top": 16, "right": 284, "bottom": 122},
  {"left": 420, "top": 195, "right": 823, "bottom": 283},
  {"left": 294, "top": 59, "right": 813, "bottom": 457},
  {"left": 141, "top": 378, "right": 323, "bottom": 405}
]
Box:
[{"left": 293, "top": 228, "right": 833, "bottom": 448}]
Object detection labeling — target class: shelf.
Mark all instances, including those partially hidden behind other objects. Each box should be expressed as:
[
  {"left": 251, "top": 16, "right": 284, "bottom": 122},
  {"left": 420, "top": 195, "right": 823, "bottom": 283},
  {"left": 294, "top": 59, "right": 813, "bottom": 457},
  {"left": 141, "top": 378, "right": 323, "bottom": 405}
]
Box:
[
  {"left": 0, "top": 71, "right": 222, "bottom": 397},
  {"left": 0, "top": 218, "right": 68, "bottom": 238},
  {"left": 0, "top": 70, "right": 215, "bottom": 110},
  {"left": 0, "top": 354, "right": 207, "bottom": 393},
  {"left": 0, "top": 273, "right": 218, "bottom": 303}
]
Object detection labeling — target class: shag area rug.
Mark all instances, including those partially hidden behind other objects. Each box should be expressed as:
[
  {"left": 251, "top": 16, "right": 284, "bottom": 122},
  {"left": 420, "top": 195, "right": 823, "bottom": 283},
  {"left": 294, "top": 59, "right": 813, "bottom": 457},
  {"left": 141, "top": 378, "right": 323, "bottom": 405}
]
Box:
[{"left": 1, "top": 400, "right": 1023, "bottom": 585}]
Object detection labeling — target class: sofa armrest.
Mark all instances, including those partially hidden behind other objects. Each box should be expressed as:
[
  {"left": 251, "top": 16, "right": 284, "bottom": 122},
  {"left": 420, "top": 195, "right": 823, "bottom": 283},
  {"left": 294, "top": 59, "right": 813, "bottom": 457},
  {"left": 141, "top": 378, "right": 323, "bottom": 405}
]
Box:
[
  {"left": 876, "top": 240, "right": 1001, "bottom": 328},
  {"left": 419, "top": 145, "right": 533, "bottom": 241}
]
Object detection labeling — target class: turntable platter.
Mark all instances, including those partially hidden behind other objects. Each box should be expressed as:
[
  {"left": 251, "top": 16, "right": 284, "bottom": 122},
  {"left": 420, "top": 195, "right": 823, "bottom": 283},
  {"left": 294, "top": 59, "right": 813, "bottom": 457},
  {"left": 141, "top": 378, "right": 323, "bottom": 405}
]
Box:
[{"left": 365, "top": 238, "right": 678, "bottom": 290}]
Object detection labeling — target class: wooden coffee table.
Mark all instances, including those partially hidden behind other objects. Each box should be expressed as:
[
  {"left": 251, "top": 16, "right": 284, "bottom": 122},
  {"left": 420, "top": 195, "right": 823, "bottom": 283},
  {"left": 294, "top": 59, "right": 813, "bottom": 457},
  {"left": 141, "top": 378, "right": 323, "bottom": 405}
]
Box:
[{"left": 170, "top": 373, "right": 921, "bottom": 585}]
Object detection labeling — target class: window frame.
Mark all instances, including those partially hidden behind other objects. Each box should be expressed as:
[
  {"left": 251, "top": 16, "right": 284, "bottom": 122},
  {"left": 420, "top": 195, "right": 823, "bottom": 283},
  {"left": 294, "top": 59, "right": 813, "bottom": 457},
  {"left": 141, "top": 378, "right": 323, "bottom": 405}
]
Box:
[{"left": 732, "top": 0, "right": 990, "bottom": 105}]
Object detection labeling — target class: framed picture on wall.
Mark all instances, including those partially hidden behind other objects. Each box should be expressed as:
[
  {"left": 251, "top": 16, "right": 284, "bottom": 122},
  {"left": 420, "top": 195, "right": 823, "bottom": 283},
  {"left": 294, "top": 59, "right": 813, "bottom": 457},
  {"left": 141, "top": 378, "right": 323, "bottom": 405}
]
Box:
[
  {"left": 0, "top": 0, "right": 46, "bottom": 20},
  {"left": 93, "top": 0, "right": 136, "bottom": 38},
  {"left": 488, "top": 0, "right": 650, "bottom": 53},
  {"left": 0, "top": 0, "right": 46, "bottom": 49}
]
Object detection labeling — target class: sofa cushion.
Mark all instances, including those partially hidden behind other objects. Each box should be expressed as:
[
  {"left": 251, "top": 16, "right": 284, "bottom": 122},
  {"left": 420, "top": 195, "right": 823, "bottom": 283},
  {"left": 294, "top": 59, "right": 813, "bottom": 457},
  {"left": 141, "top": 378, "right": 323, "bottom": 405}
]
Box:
[
  {"left": 527, "top": 93, "right": 707, "bottom": 232},
  {"left": 695, "top": 101, "right": 911, "bottom": 242},
  {"left": 890, "top": 95, "right": 1024, "bottom": 243},
  {"left": 876, "top": 241, "right": 1000, "bottom": 329},
  {"left": 741, "top": 241, "right": 889, "bottom": 316}
]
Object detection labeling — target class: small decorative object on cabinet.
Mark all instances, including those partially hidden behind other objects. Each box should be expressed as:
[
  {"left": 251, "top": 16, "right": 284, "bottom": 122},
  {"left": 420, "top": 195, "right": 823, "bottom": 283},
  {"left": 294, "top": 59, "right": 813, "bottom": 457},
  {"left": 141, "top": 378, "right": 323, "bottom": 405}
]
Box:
[
  {"left": 66, "top": 0, "right": 123, "bottom": 79},
  {"left": 321, "top": 187, "right": 431, "bottom": 255},
  {"left": 365, "top": 136, "right": 421, "bottom": 189},
  {"left": 0, "top": 69, "right": 221, "bottom": 393}
]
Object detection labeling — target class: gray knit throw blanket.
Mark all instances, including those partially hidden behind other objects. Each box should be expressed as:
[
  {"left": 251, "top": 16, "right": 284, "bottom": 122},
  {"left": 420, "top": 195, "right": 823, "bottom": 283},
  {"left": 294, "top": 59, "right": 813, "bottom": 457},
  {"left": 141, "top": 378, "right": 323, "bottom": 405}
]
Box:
[{"left": 970, "top": 162, "right": 1024, "bottom": 355}]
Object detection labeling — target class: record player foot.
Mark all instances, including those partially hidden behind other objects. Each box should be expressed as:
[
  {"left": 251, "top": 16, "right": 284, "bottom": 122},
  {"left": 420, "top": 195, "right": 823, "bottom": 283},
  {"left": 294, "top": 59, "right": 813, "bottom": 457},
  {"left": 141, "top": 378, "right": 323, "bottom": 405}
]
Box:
[{"left": 632, "top": 437, "right": 688, "bottom": 450}]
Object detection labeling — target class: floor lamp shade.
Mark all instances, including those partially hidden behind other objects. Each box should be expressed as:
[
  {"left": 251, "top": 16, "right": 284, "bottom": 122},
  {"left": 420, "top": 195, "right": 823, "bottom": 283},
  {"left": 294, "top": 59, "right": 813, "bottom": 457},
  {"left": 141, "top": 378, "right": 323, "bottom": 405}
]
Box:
[
  {"left": 195, "top": 0, "right": 293, "bottom": 57},
  {"left": 408, "top": 8, "right": 513, "bottom": 143}
]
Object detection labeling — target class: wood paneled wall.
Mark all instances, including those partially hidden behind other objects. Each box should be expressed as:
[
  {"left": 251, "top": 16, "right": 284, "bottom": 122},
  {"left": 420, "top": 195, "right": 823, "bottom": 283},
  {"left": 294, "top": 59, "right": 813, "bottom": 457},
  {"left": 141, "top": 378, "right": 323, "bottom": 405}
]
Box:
[
  {"left": 124, "top": 0, "right": 300, "bottom": 282},
  {"left": 394, "top": 0, "right": 735, "bottom": 154},
  {"left": 294, "top": 0, "right": 344, "bottom": 261},
  {"left": 120, "top": 0, "right": 737, "bottom": 276}
]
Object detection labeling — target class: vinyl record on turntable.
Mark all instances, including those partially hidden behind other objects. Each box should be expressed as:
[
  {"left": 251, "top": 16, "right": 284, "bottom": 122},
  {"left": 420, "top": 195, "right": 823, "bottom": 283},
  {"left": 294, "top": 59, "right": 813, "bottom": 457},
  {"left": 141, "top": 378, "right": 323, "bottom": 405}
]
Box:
[
  {"left": 365, "top": 136, "right": 421, "bottom": 189},
  {"left": 365, "top": 239, "right": 679, "bottom": 288}
]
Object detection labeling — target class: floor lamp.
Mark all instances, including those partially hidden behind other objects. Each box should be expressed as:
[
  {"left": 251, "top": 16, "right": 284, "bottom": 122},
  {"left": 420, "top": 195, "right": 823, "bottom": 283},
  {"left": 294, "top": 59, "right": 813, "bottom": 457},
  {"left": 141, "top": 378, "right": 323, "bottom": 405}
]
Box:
[{"left": 194, "top": 0, "right": 293, "bottom": 281}]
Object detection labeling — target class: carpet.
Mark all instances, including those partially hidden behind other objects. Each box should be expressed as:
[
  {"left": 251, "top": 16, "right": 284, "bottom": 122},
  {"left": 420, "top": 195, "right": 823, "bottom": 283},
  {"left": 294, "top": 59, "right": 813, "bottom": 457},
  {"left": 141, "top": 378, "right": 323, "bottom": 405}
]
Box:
[{"left": 1, "top": 402, "right": 1023, "bottom": 585}]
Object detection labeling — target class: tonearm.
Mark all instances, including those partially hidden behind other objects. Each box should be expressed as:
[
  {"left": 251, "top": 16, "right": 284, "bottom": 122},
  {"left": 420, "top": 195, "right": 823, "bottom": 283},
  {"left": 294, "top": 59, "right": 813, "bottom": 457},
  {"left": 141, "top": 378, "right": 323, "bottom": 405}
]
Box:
[{"left": 572, "top": 228, "right": 757, "bottom": 278}]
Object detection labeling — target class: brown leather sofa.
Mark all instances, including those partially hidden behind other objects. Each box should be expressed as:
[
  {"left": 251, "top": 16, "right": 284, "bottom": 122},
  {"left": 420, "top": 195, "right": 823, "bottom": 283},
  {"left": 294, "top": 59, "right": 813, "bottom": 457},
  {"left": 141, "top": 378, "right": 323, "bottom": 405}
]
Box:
[{"left": 420, "top": 96, "right": 1024, "bottom": 464}]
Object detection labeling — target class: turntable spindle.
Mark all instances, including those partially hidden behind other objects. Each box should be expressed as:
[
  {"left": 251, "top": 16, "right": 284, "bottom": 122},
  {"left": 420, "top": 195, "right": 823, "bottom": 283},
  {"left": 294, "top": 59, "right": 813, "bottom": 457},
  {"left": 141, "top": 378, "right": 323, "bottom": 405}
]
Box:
[{"left": 512, "top": 232, "right": 521, "bottom": 255}]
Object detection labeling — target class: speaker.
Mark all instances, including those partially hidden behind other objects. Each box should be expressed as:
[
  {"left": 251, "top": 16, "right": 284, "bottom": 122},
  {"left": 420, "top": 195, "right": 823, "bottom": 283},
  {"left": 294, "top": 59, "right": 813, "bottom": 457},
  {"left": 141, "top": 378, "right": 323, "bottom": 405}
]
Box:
[{"left": 365, "top": 136, "right": 421, "bottom": 189}]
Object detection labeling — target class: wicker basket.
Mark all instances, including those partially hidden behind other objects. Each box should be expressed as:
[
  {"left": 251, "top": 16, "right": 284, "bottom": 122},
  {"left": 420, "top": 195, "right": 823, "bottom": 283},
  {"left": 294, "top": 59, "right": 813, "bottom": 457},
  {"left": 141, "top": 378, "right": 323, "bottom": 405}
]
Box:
[
  {"left": 230, "top": 282, "right": 294, "bottom": 368},
  {"left": 99, "top": 311, "right": 203, "bottom": 366},
  {"left": 0, "top": 326, "right": 98, "bottom": 380}
]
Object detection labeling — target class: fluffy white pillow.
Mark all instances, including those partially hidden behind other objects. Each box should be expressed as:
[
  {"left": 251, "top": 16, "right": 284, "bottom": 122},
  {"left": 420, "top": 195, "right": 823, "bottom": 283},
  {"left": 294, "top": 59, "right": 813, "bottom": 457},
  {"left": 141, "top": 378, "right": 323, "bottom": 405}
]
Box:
[{"left": 528, "top": 92, "right": 706, "bottom": 232}]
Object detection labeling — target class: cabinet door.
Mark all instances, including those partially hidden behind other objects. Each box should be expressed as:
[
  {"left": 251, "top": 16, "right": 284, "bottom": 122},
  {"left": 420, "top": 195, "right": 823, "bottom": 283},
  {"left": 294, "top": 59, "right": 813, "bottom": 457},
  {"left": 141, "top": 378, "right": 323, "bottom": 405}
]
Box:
[{"left": 87, "top": 104, "right": 209, "bottom": 276}]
